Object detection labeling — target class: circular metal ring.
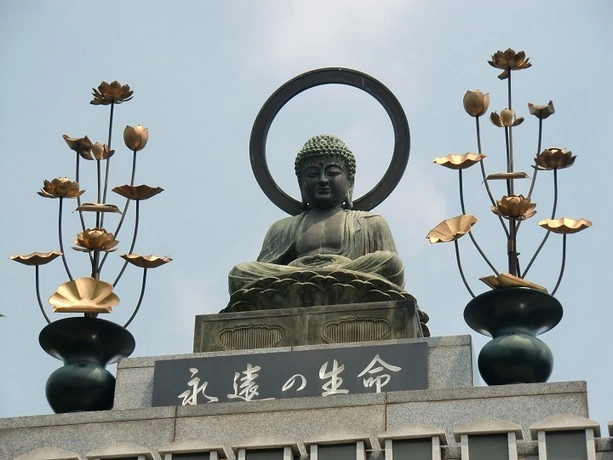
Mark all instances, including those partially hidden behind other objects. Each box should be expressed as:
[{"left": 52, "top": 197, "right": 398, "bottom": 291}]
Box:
[{"left": 249, "top": 67, "right": 410, "bottom": 215}]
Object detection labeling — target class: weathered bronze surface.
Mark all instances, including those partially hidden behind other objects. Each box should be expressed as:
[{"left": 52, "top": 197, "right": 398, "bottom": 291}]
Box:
[{"left": 228, "top": 135, "right": 421, "bottom": 314}]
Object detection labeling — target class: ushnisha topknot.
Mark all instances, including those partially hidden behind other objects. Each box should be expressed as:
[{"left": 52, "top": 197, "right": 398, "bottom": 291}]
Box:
[{"left": 294, "top": 135, "right": 356, "bottom": 179}]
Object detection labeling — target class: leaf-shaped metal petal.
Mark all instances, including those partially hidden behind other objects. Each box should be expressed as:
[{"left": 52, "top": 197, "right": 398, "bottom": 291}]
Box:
[
  {"left": 49, "top": 277, "right": 119, "bottom": 313},
  {"left": 427, "top": 215, "right": 478, "bottom": 243},
  {"left": 538, "top": 218, "right": 592, "bottom": 234}
]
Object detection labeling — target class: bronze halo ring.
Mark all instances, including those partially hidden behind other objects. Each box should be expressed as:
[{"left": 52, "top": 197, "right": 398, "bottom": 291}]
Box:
[{"left": 249, "top": 67, "right": 410, "bottom": 215}]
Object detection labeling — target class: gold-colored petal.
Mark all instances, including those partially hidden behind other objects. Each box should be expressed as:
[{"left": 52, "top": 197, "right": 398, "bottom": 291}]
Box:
[
  {"left": 486, "top": 172, "right": 529, "bottom": 180},
  {"left": 480, "top": 273, "right": 547, "bottom": 292},
  {"left": 120, "top": 253, "right": 172, "bottom": 268},
  {"left": 10, "top": 251, "right": 62, "bottom": 266},
  {"left": 433, "top": 153, "right": 485, "bottom": 170},
  {"left": 112, "top": 184, "right": 163, "bottom": 200},
  {"left": 426, "top": 214, "right": 478, "bottom": 243},
  {"left": 538, "top": 217, "right": 592, "bottom": 234},
  {"left": 76, "top": 203, "right": 121, "bottom": 213},
  {"left": 490, "top": 111, "right": 502, "bottom": 127},
  {"left": 49, "top": 277, "right": 119, "bottom": 313}
]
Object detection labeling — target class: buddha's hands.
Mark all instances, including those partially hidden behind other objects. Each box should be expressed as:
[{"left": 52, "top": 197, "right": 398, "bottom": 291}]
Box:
[{"left": 289, "top": 254, "right": 352, "bottom": 268}]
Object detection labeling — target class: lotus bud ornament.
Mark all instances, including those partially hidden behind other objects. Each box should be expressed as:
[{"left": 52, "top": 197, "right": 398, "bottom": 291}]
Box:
[
  {"left": 463, "top": 90, "right": 490, "bottom": 117},
  {"left": 123, "top": 125, "right": 149, "bottom": 151}
]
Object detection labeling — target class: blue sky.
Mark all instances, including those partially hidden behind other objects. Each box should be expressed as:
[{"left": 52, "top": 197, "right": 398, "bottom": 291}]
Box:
[{"left": 1, "top": 0, "right": 611, "bottom": 429}]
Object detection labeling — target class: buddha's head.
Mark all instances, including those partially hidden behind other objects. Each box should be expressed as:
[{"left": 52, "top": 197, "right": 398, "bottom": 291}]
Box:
[{"left": 295, "top": 135, "right": 356, "bottom": 210}]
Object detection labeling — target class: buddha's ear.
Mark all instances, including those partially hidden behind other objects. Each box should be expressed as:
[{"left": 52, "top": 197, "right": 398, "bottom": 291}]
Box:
[
  {"left": 344, "top": 181, "right": 354, "bottom": 209},
  {"left": 300, "top": 182, "right": 310, "bottom": 210}
]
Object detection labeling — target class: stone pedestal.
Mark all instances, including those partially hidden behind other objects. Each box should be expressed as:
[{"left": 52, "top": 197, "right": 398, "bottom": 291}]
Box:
[{"left": 194, "top": 299, "right": 424, "bottom": 353}]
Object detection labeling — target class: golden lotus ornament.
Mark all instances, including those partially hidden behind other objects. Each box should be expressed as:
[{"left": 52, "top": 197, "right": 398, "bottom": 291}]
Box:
[
  {"left": 480, "top": 273, "right": 547, "bottom": 292},
  {"left": 433, "top": 153, "right": 485, "bottom": 170},
  {"left": 123, "top": 125, "right": 148, "bottom": 151},
  {"left": 62, "top": 134, "right": 94, "bottom": 160},
  {"left": 49, "top": 277, "right": 120, "bottom": 313},
  {"left": 463, "top": 90, "right": 490, "bottom": 117},
  {"left": 112, "top": 184, "right": 163, "bottom": 200},
  {"left": 491, "top": 195, "right": 536, "bottom": 220},
  {"left": 74, "top": 228, "right": 119, "bottom": 252},
  {"left": 534, "top": 148, "right": 576, "bottom": 170},
  {"left": 488, "top": 48, "right": 531, "bottom": 79},
  {"left": 528, "top": 101, "right": 555, "bottom": 120},
  {"left": 427, "top": 214, "right": 478, "bottom": 243},
  {"left": 90, "top": 81, "right": 134, "bottom": 105},
  {"left": 10, "top": 251, "right": 62, "bottom": 266},
  {"left": 538, "top": 217, "right": 592, "bottom": 234},
  {"left": 38, "top": 178, "right": 85, "bottom": 199},
  {"left": 120, "top": 254, "right": 172, "bottom": 268}
]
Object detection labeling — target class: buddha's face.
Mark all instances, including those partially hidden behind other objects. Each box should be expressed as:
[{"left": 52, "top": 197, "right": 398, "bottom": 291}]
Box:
[{"left": 300, "top": 155, "right": 352, "bottom": 210}]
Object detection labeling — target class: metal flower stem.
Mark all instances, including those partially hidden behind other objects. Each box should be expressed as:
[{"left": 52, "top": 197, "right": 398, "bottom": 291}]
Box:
[
  {"left": 123, "top": 267, "right": 148, "bottom": 328},
  {"left": 100, "top": 150, "right": 138, "bottom": 269},
  {"left": 74, "top": 154, "right": 86, "bottom": 232},
  {"left": 96, "top": 159, "right": 102, "bottom": 228},
  {"left": 550, "top": 234, "right": 567, "bottom": 296},
  {"left": 100, "top": 101, "right": 115, "bottom": 229},
  {"left": 57, "top": 198, "right": 74, "bottom": 281},
  {"left": 112, "top": 199, "right": 141, "bottom": 287},
  {"left": 35, "top": 266, "right": 51, "bottom": 324},
  {"left": 522, "top": 169, "right": 559, "bottom": 278},
  {"left": 475, "top": 117, "right": 496, "bottom": 207},
  {"left": 454, "top": 239, "right": 475, "bottom": 298},
  {"left": 458, "top": 170, "right": 499, "bottom": 275},
  {"left": 527, "top": 117, "right": 544, "bottom": 199},
  {"left": 505, "top": 70, "right": 519, "bottom": 276}
]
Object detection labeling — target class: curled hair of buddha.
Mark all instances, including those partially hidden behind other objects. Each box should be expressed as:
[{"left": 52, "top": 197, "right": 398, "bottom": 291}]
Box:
[{"left": 294, "top": 135, "right": 357, "bottom": 179}]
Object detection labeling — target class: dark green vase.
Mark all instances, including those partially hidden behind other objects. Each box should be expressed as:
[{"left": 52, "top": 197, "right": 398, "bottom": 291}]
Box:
[
  {"left": 464, "top": 287, "right": 563, "bottom": 385},
  {"left": 39, "top": 317, "right": 135, "bottom": 413}
]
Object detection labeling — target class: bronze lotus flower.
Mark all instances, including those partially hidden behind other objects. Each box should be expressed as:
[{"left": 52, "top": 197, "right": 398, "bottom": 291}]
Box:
[
  {"left": 49, "top": 277, "right": 119, "bottom": 313},
  {"left": 74, "top": 228, "right": 118, "bottom": 252},
  {"left": 112, "top": 184, "right": 163, "bottom": 200},
  {"left": 91, "top": 142, "right": 115, "bottom": 160},
  {"left": 538, "top": 217, "right": 592, "bottom": 234},
  {"left": 463, "top": 90, "right": 490, "bottom": 117},
  {"left": 433, "top": 153, "right": 485, "bottom": 170},
  {"left": 38, "top": 177, "right": 84, "bottom": 199},
  {"left": 62, "top": 135, "right": 94, "bottom": 160},
  {"left": 120, "top": 254, "right": 172, "bottom": 268},
  {"left": 490, "top": 109, "right": 524, "bottom": 128},
  {"left": 528, "top": 101, "right": 555, "bottom": 120},
  {"left": 10, "top": 251, "right": 62, "bottom": 266},
  {"left": 488, "top": 48, "right": 531, "bottom": 79},
  {"left": 427, "top": 214, "right": 478, "bottom": 243},
  {"left": 491, "top": 195, "right": 536, "bottom": 220},
  {"left": 123, "top": 125, "right": 148, "bottom": 151},
  {"left": 90, "top": 81, "right": 134, "bottom": 105},
  {"left": 534, "top": 148, "right": 576, "bottom": 170}
]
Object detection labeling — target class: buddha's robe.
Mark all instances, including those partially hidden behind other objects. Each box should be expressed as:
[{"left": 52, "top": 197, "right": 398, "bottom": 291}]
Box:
[{"left": 229, "top": 210, "right": 405, "bottom": 293}]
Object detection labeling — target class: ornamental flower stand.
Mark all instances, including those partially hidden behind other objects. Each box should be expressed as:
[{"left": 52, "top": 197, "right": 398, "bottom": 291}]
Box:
[
  {"left": 463, "top": 287, "right": 563, "bottom": 385},
  {"left": 39, "top": 317, "right": 135, "bottom": 413}
]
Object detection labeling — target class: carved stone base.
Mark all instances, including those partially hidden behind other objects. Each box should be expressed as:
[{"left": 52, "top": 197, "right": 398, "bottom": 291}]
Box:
[{"left": 194, "top": 299, "right": 426, "bottom": 353}]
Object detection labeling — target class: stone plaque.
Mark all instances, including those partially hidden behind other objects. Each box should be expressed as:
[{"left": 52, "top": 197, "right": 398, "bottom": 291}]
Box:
[{"left": 152, "top": 341, "right": 428, "bottom": 407}]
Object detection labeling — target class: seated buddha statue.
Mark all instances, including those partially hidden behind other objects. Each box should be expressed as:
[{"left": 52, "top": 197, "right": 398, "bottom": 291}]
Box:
[{"left": 228, "top": 135, "right": 405, "bottom": 298}]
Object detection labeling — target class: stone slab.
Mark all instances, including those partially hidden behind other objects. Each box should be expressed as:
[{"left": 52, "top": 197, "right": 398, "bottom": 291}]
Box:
[
  {"left": 115, "top": 336, "right": 473, "bottom": 410},
  {"left": 193, "top": 299, "right": 423, "bottom": 352}
]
